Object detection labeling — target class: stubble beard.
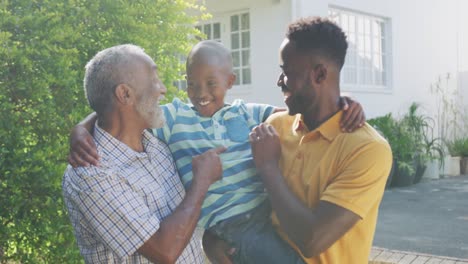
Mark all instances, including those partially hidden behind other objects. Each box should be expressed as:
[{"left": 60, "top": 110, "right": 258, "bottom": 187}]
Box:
[{"left": 136, "top": 97, "right": 166, "bottom": 129}]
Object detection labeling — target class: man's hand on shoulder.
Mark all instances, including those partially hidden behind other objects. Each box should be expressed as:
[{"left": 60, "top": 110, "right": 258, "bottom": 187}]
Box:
[
  {"left": 339, "top": 96, "right": 366, "bottom": 132},
  {"left": 68, "top": 112, "right": 99, "bottom": 167},
  {"left": 68, "top": 125, "right": 99, "bottom": 167}
]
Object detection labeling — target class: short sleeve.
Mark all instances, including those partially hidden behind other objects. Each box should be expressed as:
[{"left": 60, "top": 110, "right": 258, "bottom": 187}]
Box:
[
  {"left": 72, "top": 167, "right": 160, "bottom": 259},
  {"left": 244, "top": 102, "right": 276, "bottom": 123},
  {"left": 320, "top": 140, "right": 392, "bottom": 218}
]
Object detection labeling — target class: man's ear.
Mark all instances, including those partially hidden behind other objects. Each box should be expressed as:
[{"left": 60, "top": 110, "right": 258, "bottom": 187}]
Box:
[
  {"left": 227, "top": 73, "right": 236, "bottom": 89},
  {"left": 114, "top": 84, "right": 134, "bottom": 105},
  {"left": 312, "top": 64, "right": 327, "bottom": 84}
]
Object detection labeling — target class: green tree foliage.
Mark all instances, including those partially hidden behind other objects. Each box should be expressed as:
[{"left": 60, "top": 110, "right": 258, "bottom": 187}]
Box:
[{"left": 0, "top": 0, "right": 205, "bottom": 262}]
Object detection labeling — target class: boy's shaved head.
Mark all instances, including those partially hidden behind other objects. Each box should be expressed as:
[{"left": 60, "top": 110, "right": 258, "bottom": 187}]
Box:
[
  {"left": 184, "top": 40, "right": 236, "bottom": 117},
  {"left": 186, "top": 40, "right": 233, "bottom": 72}
]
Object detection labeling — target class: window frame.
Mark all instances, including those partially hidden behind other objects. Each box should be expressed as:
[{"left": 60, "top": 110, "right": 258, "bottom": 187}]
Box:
[{"left": 329, "top": 6, "right": 393, "bottom": 93}]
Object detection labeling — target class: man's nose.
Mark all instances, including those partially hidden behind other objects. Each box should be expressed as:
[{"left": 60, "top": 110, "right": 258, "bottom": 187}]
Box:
[
  {"left": 159, "top": 81, "right": 167, "bottom": 95},
  {"left": 277, "top": 72, "right": 285, "bottom": 87}
]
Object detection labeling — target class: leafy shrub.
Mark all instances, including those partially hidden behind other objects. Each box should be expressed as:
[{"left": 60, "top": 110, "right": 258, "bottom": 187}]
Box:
[
  {"left": 0, "top": 1, "right": 205, "bottom": 262},
  {"left": 368, "top": 103, "right": 445, "bottom": 186}
]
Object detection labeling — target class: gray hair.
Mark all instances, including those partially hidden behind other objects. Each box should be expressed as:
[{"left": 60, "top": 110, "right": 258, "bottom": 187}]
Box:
[{"left": 83, "top": 44, "right": 147, "bottom": 115}]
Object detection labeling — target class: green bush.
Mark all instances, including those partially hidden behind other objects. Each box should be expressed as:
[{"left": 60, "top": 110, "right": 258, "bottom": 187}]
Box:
[
  {"left": 368, "top": 103, "right": 445, "bottom": 186},
  {"left": 0, "top": 1, "right": 205, "bottom": 262},
  {"left": 368, "top": 113, "right": 415, "bottom": 176}
]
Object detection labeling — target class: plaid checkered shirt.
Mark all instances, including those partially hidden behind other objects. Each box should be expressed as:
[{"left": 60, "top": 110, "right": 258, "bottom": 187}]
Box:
[{"left": 62, "top": 124, "right": 204, "bottom": 263}]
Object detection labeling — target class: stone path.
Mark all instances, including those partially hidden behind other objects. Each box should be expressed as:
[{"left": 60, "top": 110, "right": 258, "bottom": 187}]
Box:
[{"left": 370, "top": 247, "right": 468, "bottom": 264}]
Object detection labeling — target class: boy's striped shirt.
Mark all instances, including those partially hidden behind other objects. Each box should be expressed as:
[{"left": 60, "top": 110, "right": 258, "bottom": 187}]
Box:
[{"left": 154, "top": 98, "right": 275, "bottom": 228}]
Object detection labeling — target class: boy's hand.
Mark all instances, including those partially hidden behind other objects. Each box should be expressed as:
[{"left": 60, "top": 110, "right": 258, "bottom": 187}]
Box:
[
  {"left": 339, "top": 96, "right": 366, "bottom": 132},
  {"left": 68, "top": 125, "right": 99, "bottom": 167},
  {"left": 203, "top": 231, "right": 235, "bottom": 264},
  {"left": 192, "top": 146, "right": 226, "bottom": 188}
]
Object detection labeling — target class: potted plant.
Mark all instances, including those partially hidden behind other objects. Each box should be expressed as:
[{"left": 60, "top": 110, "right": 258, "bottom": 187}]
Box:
[
  {"left": 403, "top": 103, "right": 445, "bottom": 182},
  {"left": 461, "top": 141, "right": 468, "bottom": 175},
  {"left": 430, "top": 74, "right": 464, "bottom": 177},
  {"left": 445, "top": 139, "right": 463, "bottom": 176},
  {"left": 368, "top": 104, "right": 445, "bottom": 187},
  {"left": 447, "top": 138, "right": 468, "bottom": 175},
  {"left": 391, "top": 119, "right": 418, "bottom": 187},
  {"left": 393, "top": 160, "right": 416, "bottom": 187},
  {"left": 421, "top": 133, "right": 445, "bottom": 180}
]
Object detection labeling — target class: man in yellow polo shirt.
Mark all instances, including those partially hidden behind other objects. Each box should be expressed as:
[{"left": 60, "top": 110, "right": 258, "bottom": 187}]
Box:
[{"left": 249, "top": 17, "right": 392, "bottom": 263}]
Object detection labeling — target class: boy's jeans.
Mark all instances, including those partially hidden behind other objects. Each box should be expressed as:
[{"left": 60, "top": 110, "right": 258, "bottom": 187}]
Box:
[{"left": 209, "top": 201, "right": 306, "bottom": 264}]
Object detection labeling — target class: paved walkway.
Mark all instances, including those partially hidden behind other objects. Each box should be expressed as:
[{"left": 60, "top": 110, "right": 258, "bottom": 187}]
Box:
[
  {"left": 370, "top": 247, "right": 468, "bottom": 263},
  {"left": 371, "top": 175, "right": 468, "bottom": 263}
]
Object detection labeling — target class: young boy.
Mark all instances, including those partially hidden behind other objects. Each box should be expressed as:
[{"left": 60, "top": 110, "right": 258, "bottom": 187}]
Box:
[{"left": 69, "top": 40, "right": 365, "bottom": 263}]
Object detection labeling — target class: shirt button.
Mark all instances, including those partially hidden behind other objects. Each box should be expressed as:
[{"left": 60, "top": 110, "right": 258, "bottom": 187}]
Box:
[{"left": 297, "top": 153, "right": 302, "bottom": 159}]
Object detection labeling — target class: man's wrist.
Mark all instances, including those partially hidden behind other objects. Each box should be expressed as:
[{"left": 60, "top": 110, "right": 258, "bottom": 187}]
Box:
[
  {"left": 258, "top": 162, "right": 280, "bottom": 177},
  {"left": 188, "top": 179, "right": 210, "bottom": 197}
]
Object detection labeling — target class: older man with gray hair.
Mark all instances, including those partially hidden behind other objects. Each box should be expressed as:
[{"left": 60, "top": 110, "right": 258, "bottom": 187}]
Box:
[{"left": 62, "top": 44, "right": 225, "bottom": 263}]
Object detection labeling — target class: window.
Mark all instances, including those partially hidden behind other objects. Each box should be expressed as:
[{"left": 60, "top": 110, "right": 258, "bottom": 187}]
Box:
[
  {"left": 229, "top": 12, "right": 251, "bottom": 85},
  {"left": 329, "top": 7, "right": 392, "bottom": 91},
  {"left": 196, "top": 22, "right": 222, "bottom": 42}
]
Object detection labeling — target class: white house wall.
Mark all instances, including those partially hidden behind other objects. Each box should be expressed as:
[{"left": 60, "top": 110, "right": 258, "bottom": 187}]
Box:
[
  {"left": 198, "top": 0, "right": 467, "bottom": 122},
  {"left": 318, "top": 0, "right": 463, "bottom": 120}
]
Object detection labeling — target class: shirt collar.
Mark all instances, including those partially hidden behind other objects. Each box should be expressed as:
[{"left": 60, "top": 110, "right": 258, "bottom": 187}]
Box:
[
  {"left": 292, "top": 111, "right": 343, "bottom": 142},
  {"left": 94, "top": 122, "right": 159, "bottom": 165}
]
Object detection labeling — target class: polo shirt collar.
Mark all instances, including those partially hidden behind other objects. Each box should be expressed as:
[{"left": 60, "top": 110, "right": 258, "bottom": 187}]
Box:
[{"left": 293, "top": 111, "right": 343, "bottom": 142}]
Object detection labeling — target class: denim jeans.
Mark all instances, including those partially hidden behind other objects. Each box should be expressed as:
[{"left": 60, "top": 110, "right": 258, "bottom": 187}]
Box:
[{"left": 208, "top": 201, "right": 306, "bottom": 264}]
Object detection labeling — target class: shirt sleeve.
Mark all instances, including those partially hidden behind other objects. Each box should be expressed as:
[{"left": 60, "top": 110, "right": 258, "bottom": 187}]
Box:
[
  {"left": 72, "top": 167, "right": 160, "bottom": 259},
  {"left": 245, "top": 102, "right": 276, "bottom": 123},
  {"left": 320, "top": 140, "right": 393, "bottom": 218},
  {"left": 153, "top": 99, "right": 179, "bottom": 143}
]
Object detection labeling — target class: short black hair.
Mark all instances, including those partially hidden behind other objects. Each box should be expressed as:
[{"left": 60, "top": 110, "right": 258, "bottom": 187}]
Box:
[
  {"left": 186, "top": 40, "right": 233, "bottom": 72},
  {"left": 286, "top": 17, "right": 348, "bottom": 69}
]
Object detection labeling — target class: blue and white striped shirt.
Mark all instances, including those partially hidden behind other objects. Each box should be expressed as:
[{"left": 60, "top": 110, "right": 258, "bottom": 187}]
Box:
[{"left": 154, "top": 98, "right": 275, "bottom": 228}]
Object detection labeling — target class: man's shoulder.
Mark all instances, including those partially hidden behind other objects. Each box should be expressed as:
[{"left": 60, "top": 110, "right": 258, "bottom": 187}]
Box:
[
  {"left": 63, "top": 162, "right": 114, "bottom": 181},
  {"left": 63, "top": 137, "right": 134, "bottom": 183},
  {"left": 337, "top": 123, "right": 391, "bottom": 156},
  {"left": 62, "top": 163, "right": 110, "bottom": 194},
  {"left": 347, "top": 123, "right": 389, "bottom": 143}
]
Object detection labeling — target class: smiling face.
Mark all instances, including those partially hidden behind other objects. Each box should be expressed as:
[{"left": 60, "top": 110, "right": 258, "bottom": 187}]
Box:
[
  {"left": 185, "top": 40, "right": 236, "bottom": 117},
  {"left": 278, "top": 38, "right": 318, "bottom": 117},
  {"left": 186, "top": 61, "right": 234, "bottom": 117}
]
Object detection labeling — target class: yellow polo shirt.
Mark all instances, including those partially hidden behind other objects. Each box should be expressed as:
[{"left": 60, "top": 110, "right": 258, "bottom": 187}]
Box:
[{"left": 267, "top": 111, "right": 392, "bottom": 264}]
